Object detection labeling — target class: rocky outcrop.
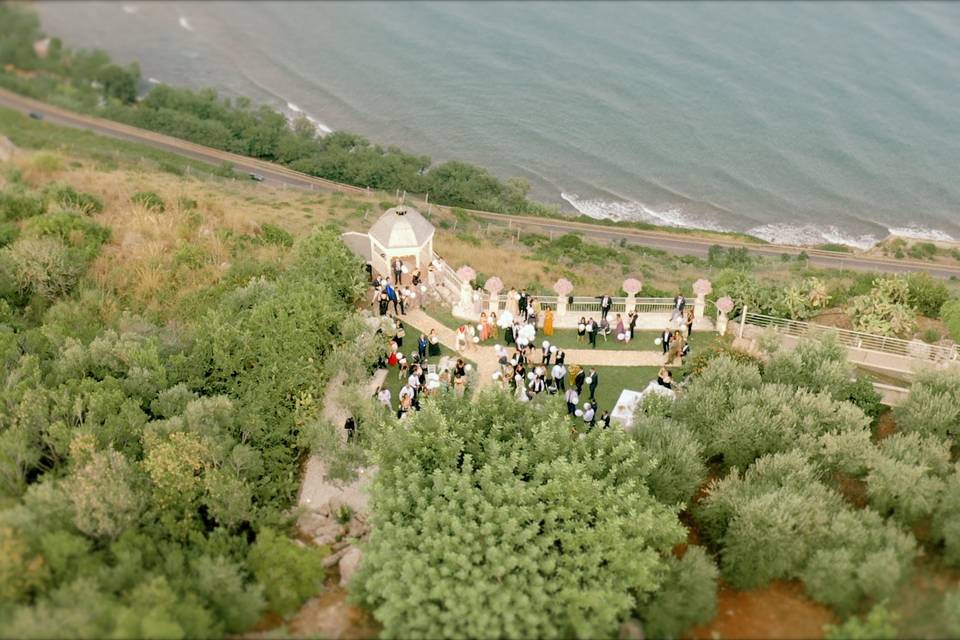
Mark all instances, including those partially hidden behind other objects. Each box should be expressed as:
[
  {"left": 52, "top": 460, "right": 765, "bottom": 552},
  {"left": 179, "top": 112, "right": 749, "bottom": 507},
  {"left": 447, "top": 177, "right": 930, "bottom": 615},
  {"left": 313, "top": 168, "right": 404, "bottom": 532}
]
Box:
[{"left": 295, "top": 495, "right": 370, "bottom": 586}]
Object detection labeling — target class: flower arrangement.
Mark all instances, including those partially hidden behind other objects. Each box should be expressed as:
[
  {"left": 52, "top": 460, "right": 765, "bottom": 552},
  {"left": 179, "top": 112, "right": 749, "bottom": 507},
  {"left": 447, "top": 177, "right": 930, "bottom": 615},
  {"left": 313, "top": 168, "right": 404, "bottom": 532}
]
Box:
[
  {"left": 716, "top": 296, "right": 735, "bottom": 314},
  {"left": 456, "top": 266, "right": 476, "bottom": 282},
  {"left": 622, "top": 278, "right": 642, "bottom": 296},
  {"left": 484, "top": 276, "right": 504, "bottom": 294},
  {"left": 693, "top": 279, "right": 713, "bottom": 297},
  {"left": 553, "top": 278, "right": 574, "bottom": 297}
]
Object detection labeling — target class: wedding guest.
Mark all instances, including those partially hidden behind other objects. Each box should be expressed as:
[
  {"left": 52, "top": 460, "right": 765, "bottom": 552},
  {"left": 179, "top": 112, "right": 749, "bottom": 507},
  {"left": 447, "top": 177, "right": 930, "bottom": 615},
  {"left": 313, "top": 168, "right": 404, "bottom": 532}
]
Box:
[
  {"left": 531, "top": 297, "right": 542, "bottom": 326},
  {"left": 393, "top": 257, "right": 403, "bottom": 285},
  {"left": 588, "top": 317, "right": 599, "bottom": 349},
  {"left": 543, "top": 307, "right": 555, "bottom": 336},
  {"left": 552, "top": 361, "right": 567, "bottom": 391},
  {"left": 518, "top": 288, "right": 529, "bottom": 321},
  {"left": 428, "top": 329, "right": 441, "bottom": 357},
  {"left": 565, "top": 386, "right": 579, "bottom": 415},
  {"left": 378, "top": 288, "right": 389, "bottom": 316},
  {"left": 507, "top": 287, "right": 520, "bottom": 316},
  {"left": 455, "top": 325, "right": 468, "bottom": 352},
  {"left": 672, "top": 291, "right": 686, "bottom": 321},
  {"left": 412, "top": 268, "right": 422, "bottom": 287},
  {"left": 377, "top": 386, "right": 391, "bottom": 409},
  {"left": 628, "top": 312, "right": 638, "bottom": 341},
  {"left": 587, "top": 367, "right": 599, "bottom": 401},
  {"left": 661, "top": 326, "right": 672, "bottom": 355},
  {"left": 386, "top": 281, "right": 399, "bottom": 315},
  {"left": 686, "top": 308, "right": 695, "bottom": 338},
  {"left": 479, "top": 312, "right": 489, "bottom": 341},
  {"left": 574, "top": 366, "right": 586, "bottom": 394},
  {"left": 657, "top": 366, "right": 673, "bottom": 389},
  {"left": 598, "top": 316, "right": 610, "bottom": 342},
  {"left": 583, "top": 402, "right": 596, "bottom": 427},
  {"left": 394, "top": 320, "right": 406, "bottom": 348},
  {"left": 600, "top": 410, "right": 611, "bottom": 429},
  {"left": 555, "top": 348, "right": 566, "bottom": 366},
  {"left": 541, "top": 344, "right": 552, "bottom": 366},
  {"left": 614, "top": 314, "right": 626, "bottom": 342},
  {"left": 577, "top": 317, "right": 587, "bottom": 344},
  {"left": 418, "top": 333, "right": 428, "bottom": 361},
  {"left": 599, "top": 294, "right": 612, "bottom": 320}
]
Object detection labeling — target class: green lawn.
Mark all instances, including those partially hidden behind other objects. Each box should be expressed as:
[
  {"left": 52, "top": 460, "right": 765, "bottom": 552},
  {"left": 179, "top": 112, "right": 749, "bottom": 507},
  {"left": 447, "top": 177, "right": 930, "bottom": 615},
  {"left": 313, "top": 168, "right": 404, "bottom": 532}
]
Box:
[{"left": 422, "top": 302, "right": 717, "bottom": 353}]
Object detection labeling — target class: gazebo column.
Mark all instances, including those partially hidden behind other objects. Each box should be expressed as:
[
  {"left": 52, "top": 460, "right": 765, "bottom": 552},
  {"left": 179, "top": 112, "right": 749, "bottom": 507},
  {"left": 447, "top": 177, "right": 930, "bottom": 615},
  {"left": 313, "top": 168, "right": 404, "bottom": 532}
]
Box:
[{"left": 488, "top": 292, "right": 499, "bottom": 312}]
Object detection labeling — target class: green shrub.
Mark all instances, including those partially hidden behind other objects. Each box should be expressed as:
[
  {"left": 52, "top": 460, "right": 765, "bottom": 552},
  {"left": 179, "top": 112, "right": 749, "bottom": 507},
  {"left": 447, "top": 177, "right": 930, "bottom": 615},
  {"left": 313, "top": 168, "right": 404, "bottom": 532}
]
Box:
[
  {"left": 895, "top": 369, "right": 960, "bottom": 440},
  {"left": 257, "top": 223, "right": 293, "bottom": 248},
  {"left": 212, "top": 161, "right": 239, "bottom": 179},
  {"left": 824, "top": 602, "right": 898, "bottom": 640},
  {"left": 847, "top": 275, "right": 917, "bottom": 337},
  {"left": 1, "top": 237, "right": 84, "bottom": 300},
  {"left": 932, "top": 465, "right": 960, "bottom": 566},
  {"left": 42, "top": 182, "right": 104, "bottom": 215},
  {"left": 639, "top": 546, "right": 718, "bottom": 639},
  {"left": 942, "top": 298, "right": 960, "bottom": 343},
  {"left": 864, "top": 433, "right": 950, "bottom": 526},
  {"left": 907, "top": 241, "right": 937, "bottom": 261},
  {"left": 0, "top": 221, "right": 20, "bottom": 248},
  {"left": 630, "top": 416, "right": 707, "bottom": 506},
  {"left": 0, "top": 188, "right": 47, "bottom": 221},
  {"left": 247, "top": 528, "right": 326, "bottom": 617},
  {"left": 906, "top": 272, "right": 949, "bottom": 317},
  {"left": 353, "top": 392, "right": 685, "bottom": 639},
  {"left": 22, "top": 212, "right": 111, "bottom": 261},
  {"left": 131, "top": 191, "right": 165, "bottom": 212}
]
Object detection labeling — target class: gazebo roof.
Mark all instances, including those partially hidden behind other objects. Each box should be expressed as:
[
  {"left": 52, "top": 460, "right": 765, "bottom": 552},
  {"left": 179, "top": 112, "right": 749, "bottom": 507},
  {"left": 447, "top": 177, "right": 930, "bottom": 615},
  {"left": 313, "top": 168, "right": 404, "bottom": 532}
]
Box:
[{"left": 368, "top": 206, "right": 434, "bottom": 249}]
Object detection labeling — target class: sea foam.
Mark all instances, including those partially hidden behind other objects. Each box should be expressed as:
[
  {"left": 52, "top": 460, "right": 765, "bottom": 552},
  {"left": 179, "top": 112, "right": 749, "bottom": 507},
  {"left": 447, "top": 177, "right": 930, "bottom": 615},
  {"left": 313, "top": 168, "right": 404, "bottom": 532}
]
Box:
[
  {"left": 285, "top": 101, "right": 333, "bottom": 135},
  {"left": 746, "top": 223, "right": 879, "bottom": 250},
  {"left": 561, "top": 193, "right": 729, "bottom": 232},
  {"left": 887, "top": 226, "right": 955, "bottom": 242}
]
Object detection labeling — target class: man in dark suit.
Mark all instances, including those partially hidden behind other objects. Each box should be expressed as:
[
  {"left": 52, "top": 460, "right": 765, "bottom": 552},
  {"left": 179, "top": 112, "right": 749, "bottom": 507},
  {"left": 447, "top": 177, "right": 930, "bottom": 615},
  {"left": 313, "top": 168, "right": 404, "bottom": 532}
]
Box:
[
  {"left": 588, "top": 318, "right": 598, "bottom": 349},
  {"left": 555, "top": 349, "right": 566, "bottom": 366},
  {"left": 518, "top": 289, "right": 529, "bottom": 322},
  {"left": 599, "top": 294, "right": 612, "bottom": 320},
  {"left": 588, "top": 368, "right": 599, "bottom": 401},
  {"left": 574, "top": 367, "right": 586, "bottom": 394}
]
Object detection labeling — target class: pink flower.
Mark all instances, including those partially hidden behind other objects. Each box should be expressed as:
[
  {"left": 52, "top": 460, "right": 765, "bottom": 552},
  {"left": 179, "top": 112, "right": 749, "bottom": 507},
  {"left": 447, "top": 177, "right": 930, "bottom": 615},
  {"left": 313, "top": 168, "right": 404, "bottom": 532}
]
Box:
[
  {"left": 456, "top": 266, "right": 476, "bottom": 282},
  {"left": 553, "top": 278, "right": 574, "bottom": 296},
  {"left": 622, "top": 278, "right": 642, "bottom": 295},
  {"left": 484, "top": 276, "right": 504, "bottom": 294},
  {"left": 716, "top": 296, "right": 735, "bottom": 313},
  {"left": 693, "top": 279, "right": 713, "bottom": 296}
]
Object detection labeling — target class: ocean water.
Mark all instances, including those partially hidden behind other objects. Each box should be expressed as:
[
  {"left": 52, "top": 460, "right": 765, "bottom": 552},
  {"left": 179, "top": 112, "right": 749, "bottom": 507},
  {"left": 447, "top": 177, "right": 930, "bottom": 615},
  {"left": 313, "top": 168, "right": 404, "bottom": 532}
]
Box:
[{"left": 34, "top": 1, "right": 960, "bottom": 247}]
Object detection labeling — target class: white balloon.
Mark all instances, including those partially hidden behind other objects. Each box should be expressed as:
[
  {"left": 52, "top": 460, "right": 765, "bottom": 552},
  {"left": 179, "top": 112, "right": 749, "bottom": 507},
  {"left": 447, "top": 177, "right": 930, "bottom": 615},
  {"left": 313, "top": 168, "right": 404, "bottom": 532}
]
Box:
[
  {"left": 401, "top": 265, "right": 409, "bottom": 273},
  {"left": 583, "top": 401, "right": 591, "bottom": 409},
  {"left": 549, "top": 346, "right": 557, "bottom": 354},
  {"left": 494, "top": 344, "right": 502, "bottom": 351},
  {"left": 654, "top": 337, "right": 662, "bottom": 345},
  {"left": 476, "top": 324, "right": 484, "bottom": 332},
  {"left": 527, "top": 372, "right": 536, "bottom": 380},
  {"left": 585, "top": 376, "right": 593, "bottom": 384},
  {"left": 409, "top": 292, "right": 417, "bottom": 299},
  {"left": 578, "top": 324, "right": 585, "bottom": 331},
  {"left": 420, "top": 285, "right": 427, "bottom": 292},
  {"left": 518, "top": 338, "right": 528, "bottom": 346},
  {"left": 510, "top": 358, "right": 518, "bottom": 366},
  {"left": 491, "top": 372, "right": 500, "bottom": 380},
  {"left": 542, "top": 341, "right": 550, "bottom": 349},
  {"left": 575, "top": 409, "right": 583, "bottom": 417},
  {"left": 473, "top": 337, "right": 480, "bottom": 343},
  {"left": 617, "top": 333, "right": 625, "bottom": 340},
  {"left": 465, "top": 364, "right": 473, "bottom": 372}
]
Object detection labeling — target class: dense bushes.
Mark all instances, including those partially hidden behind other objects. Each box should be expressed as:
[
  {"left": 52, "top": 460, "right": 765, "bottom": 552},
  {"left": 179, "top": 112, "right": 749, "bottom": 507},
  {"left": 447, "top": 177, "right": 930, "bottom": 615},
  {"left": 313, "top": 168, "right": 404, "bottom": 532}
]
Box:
[
  {"left": 895, "top": 369, "right": 960, "bottom": 441},
  {"left": 353, "top": 392, "right": 686, "bottom": 638},
  {"left": 131, "top": 191, "right": 166, "bottom": 212},
  {"left": 638, "top": 546, "right": 718, "bottom": 639},
  {"left": 847, "top": 275, "right": 917, "bottom": 337},
  {"left": 712, "top": 270, "right": 828, "bottom": 320},
  {"left": 0, "top": 223, "right": 369, "bottom": 634},
  {"left": 697, "top": 451, "right": 916, "bottom": 613}
]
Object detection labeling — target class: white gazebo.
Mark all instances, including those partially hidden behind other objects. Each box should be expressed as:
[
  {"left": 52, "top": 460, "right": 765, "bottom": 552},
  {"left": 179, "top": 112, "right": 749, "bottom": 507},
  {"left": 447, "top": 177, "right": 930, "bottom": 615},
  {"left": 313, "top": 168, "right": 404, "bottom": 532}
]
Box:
[{"left": 367, "top": 206, "right": 435, "bottom": 277}]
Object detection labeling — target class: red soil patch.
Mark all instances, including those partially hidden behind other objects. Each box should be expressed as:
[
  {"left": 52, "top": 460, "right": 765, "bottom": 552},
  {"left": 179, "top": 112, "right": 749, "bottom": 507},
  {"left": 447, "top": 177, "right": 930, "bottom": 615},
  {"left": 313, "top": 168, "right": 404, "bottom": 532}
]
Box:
[
  {"left": 874, "top": 410, "right": 898, "bottom": 441},
  {"left": 287, "top": 584, "right": 380, "bottom": 640},
  {"left": 687, "top": 581, "right": 836, "bottom": 640}
]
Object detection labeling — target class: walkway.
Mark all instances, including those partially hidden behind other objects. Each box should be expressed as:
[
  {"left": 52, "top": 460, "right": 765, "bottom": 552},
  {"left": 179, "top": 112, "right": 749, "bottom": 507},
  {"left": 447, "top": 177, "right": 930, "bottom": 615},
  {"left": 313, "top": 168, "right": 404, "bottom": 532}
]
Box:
[{"left": 401, "top": 308, "right": 671, "bottom": 390}]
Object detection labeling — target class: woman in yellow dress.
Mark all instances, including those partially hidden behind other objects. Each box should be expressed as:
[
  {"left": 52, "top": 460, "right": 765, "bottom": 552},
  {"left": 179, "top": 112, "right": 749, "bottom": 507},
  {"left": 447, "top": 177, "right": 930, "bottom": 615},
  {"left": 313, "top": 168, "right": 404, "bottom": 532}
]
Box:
[{"left": 543, "top": 307, "right": 554, "bottom": 336}]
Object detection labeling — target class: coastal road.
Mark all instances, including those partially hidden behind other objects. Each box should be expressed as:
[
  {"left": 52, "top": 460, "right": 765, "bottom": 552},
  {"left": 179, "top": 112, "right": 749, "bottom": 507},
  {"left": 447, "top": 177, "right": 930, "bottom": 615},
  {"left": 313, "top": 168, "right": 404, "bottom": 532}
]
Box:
[{"left": 2, "top": 87, "right": 958, "bottom": 279}]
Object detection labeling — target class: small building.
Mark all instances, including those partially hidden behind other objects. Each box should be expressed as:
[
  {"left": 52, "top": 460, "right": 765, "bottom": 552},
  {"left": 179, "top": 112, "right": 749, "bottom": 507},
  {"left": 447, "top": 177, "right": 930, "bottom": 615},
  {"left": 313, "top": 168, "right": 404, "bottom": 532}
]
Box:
[{"left": 342, "top": 205, "right": 435, "bottom": 277}]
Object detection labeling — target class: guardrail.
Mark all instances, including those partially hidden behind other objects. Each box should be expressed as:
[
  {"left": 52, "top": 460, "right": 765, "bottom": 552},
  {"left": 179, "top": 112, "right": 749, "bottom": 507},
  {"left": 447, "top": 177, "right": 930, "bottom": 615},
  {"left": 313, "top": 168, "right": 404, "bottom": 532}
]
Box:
[{"left": 739, "top": 311, "right": 959, "bottom": 363}]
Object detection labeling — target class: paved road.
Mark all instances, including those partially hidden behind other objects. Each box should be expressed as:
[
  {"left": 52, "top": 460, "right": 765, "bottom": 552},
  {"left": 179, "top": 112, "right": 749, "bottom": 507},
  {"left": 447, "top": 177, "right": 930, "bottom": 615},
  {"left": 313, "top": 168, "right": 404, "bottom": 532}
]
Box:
[{"left": 2, "top": 87, "right": 958, "bottom": 279}]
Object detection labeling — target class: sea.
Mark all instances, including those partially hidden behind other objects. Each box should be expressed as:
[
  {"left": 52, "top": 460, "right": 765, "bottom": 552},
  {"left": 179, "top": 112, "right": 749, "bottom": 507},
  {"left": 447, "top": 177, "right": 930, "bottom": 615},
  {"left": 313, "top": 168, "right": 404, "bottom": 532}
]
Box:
[{"left": 33, "top": 1, "right": 960, "bottom": 248}]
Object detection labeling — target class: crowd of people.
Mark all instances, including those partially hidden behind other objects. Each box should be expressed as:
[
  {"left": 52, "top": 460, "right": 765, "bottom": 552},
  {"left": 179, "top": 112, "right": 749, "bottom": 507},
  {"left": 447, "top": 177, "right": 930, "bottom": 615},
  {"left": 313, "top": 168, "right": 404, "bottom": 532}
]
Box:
[{"left": 367, "top": 261, "right": 697, "bottom": 428}]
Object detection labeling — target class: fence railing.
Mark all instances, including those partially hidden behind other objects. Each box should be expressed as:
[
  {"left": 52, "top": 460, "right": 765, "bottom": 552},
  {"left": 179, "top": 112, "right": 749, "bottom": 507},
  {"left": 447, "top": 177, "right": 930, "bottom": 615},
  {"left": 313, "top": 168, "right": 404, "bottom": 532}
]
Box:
[{"left": 740, "top": 311, "right": 959, "bottom": 363}]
